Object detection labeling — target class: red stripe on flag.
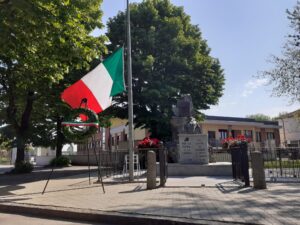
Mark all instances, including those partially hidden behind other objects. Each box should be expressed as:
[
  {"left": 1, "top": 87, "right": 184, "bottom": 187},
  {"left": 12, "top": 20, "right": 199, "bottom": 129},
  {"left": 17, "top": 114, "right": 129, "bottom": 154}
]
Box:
[{"left": 61, "top": 80, "right": 103, "bottom": 113}]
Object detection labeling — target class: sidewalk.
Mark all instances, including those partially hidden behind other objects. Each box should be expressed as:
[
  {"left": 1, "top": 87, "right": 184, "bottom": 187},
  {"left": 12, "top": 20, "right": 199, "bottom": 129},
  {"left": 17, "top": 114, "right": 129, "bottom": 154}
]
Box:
[
  {"left": 0, "top": 165, "right": 13, "bottom": 174},
  {"left": 0, "top": 166, "right": 299, "bottom": 225}
]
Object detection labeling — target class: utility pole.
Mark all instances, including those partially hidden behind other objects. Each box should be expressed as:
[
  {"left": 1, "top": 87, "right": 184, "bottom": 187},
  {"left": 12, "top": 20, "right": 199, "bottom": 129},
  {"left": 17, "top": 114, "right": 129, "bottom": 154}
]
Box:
[{"left": 127, "top": 0, "right": 134, "bottom": 182}]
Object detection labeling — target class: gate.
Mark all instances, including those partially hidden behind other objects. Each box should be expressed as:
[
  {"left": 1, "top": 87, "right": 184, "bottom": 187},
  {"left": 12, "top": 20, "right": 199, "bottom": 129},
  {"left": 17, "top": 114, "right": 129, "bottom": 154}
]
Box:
[{"left": 230, "top": 144, "right": 250, "bottom": 186}]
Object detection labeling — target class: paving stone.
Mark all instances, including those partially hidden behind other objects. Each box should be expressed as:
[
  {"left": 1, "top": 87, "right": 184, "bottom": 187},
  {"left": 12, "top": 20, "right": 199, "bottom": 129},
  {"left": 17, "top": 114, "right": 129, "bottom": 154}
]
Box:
[{"left": 0, "top": 167, "right": 299, "bottom": 225}]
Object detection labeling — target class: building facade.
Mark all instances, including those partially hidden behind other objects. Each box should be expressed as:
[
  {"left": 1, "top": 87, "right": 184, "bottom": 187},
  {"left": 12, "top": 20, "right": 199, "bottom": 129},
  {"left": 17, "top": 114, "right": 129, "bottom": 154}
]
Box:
[
  {"left": 277, "top": 109, "right": 300, "bottom": 147},
  {"left": 77, "top": 118, "right": 148, "bottom": 154},
  {"left": 77, "top": 115, "right": 282, "bottom": 154},
  {"left": 200, "top": 116, "right": 281, "bottom": 148}
]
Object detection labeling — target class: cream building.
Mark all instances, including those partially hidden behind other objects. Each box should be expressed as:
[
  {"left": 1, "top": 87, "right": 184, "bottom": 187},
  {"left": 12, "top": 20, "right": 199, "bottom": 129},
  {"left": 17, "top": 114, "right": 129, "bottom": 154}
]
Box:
[
  {"left": 277, "top": 109, "right": 300, "bottom": 147},
  {"left": 77, "top": 118, "right": 148, "bottom": 154},
  {"left": 200, "top": 116, "right": 281, "bottom": 148},
  {"left": 108, "top": 118, "right": 149, "bottom": 150}
]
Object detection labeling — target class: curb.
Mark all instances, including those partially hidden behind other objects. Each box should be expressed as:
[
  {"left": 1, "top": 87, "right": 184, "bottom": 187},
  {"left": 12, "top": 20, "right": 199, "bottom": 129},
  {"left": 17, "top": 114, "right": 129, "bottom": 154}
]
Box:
[{"left": 0, "top": 203, "right": 258, "bottom": 225}]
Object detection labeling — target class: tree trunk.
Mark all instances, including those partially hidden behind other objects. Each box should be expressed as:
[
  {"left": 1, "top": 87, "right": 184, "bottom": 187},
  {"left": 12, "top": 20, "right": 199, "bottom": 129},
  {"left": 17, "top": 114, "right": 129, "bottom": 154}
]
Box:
[
  {"left": 56, "top": 116, "right": 63, "bottom": 158},
  {"left": 16, "top": 134, "right": 25, "bottom": 163},
  {"left": 15, "top": 91, "right": 35, "bottom": 163}
]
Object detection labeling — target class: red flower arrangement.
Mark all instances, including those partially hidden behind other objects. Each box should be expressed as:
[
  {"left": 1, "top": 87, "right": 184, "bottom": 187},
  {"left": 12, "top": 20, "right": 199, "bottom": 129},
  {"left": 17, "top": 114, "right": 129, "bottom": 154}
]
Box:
[
  {"left": 138, "top": 137, "right": 161, "bottom": 148},
  {"left": 222, "top": 135, "right": 251, "bottom": 149}
]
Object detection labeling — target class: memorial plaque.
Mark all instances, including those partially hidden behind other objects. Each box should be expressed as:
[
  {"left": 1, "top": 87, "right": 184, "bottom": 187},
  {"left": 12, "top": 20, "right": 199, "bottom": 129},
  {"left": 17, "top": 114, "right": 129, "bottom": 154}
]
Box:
[{"left": 178, "top": 134, "right": 209, "bottom": 164}]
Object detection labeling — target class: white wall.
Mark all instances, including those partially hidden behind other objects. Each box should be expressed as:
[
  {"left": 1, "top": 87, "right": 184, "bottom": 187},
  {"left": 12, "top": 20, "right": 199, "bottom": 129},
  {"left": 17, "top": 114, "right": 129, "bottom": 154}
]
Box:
[{"left": 278, "top": 117, "right": 300, "bottom": 144}]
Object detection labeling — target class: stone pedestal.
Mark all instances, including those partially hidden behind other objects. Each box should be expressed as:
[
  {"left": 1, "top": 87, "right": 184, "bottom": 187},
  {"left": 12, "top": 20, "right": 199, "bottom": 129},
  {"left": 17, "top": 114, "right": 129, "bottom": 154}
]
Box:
[
  {"left": 178, "top": 134, "right": 208, "bottom": 164},
  {"left": 251, "top": 151, "right": 267, "bottom": 189},
  {"left": 147, "top": 151, "right": 157, "bottom": 190}
]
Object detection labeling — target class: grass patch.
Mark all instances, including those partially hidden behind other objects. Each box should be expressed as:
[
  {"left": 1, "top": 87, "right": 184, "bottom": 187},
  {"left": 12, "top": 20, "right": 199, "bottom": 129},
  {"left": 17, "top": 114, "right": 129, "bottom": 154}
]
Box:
[
  {"left": 264, "top": 160, "right": 300, "bottom": 169},
  {"left": 0, "top": 157, "right": 10, "bottom": 165}
]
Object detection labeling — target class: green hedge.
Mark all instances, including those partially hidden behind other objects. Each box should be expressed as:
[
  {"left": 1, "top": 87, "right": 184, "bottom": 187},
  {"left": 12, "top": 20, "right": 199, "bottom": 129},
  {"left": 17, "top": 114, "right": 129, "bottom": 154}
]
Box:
[
  {"left": 12, "top": 161, "right": 34, "bottom": 174},
  {"left": 50, "top": 156, "right": 71, "bottom": 167},
  {"left": 264, "top": 160, "right": 300, "bottom": 169}
]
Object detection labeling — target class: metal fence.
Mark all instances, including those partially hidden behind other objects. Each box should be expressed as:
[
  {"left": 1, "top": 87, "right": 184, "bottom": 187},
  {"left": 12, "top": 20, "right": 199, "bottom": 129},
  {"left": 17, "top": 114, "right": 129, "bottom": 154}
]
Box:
[
  {"left": 67, "top": 148, "right": 162, "bottom": 179},
  {"left": 249, "top": 147, "right": 300, "bottom": 182},
  {"left": 209, "top": 148, "right": 232, "bottom": 163}
]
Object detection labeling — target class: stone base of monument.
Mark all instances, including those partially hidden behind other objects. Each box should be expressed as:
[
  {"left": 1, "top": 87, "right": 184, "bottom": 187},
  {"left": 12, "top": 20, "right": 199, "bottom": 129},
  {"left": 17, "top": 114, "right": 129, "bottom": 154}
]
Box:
[{"left": 157, "top": 162, "right": 232, "bottom": 176}]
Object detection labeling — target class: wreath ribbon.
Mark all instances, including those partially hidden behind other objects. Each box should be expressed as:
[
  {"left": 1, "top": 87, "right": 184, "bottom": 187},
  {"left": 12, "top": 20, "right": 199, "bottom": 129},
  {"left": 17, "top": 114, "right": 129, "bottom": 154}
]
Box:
[{"left": 62, "top": 108, "right": 99, "bottom": 143}]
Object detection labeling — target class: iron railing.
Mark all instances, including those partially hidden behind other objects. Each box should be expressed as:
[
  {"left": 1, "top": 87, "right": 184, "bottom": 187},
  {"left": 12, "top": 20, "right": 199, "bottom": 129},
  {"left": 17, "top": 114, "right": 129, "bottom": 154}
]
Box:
[
  {"left": 249, "top": 147, "right": 300, "bottom": 182},
  {"left": 209, "top": 148, "right": 232, "bottom": 163},
  {"left": 67, "top": 147, "right": 164, "bottom": 179}
]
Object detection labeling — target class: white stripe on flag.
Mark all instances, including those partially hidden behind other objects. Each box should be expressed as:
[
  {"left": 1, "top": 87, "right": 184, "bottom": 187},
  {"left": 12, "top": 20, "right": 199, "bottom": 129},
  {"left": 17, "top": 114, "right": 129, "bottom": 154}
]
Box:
[{"left": 81, "top": 63, "right": 113, "bottom": 110}]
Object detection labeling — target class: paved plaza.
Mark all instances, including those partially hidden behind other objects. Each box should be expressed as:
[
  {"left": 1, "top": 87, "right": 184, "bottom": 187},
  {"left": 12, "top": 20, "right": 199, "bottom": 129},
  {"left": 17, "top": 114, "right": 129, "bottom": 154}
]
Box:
[{"left": 0, "top": 167, "right": 299, "bottom": 225}]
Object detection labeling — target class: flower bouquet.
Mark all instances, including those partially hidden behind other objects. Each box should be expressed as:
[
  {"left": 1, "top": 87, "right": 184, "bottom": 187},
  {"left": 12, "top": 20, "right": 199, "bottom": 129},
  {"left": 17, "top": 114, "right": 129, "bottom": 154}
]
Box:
[
  {"left": 137, "top": 137, "right": 161, "bottom": 148},
  {"left": 222, "top": 135, "right": 251, "bottom": 149}
]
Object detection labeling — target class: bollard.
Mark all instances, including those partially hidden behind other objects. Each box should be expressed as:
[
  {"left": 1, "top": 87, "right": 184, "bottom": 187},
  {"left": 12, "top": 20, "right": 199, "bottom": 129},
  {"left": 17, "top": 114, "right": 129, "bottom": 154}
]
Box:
[
  {"left": 251, "top": 151, "right": 267, "bottom": 189},
  {"left": 147, "top": 151, "right": 156, "bottom": 190}
]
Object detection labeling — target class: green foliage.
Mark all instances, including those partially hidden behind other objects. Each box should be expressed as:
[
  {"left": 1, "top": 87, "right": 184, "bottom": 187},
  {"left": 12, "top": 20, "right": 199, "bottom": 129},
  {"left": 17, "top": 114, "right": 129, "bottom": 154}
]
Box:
[
  {"left": 274, "top": 110, "right": 300, "bottom": 120},
  {"left": 0, "top": 1, "right": 107, "bottom": 161},
  {"left": 0, "top": 133, "right": 12, "bottom": 149},
  {"left": 12, "top": 161, "right": 34, "bottom": 174},
  {"left": 50, "top": 155, "right": 71, "bottom": 167},
  {"left": 106, "top": 0, "right": 224, "bottom": 140},
  {"left": 264, "top": 160, "right": 300, "bottom": 169},
  {"left": 246, "top": 114, "right": 272, "bottom": 121},
  {"left": 260, "top": 2, "right": 300, "bottom": 102},
  {"left": 98, "top": 114, "right": 112, "bottom": 128}
]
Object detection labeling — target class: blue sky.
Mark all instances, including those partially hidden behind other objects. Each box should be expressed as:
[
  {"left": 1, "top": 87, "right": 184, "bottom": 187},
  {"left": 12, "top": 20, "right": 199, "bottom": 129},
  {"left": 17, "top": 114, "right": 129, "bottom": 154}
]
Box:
[{"left": 97, "top": 0, "right": 300, "bottom": 118}]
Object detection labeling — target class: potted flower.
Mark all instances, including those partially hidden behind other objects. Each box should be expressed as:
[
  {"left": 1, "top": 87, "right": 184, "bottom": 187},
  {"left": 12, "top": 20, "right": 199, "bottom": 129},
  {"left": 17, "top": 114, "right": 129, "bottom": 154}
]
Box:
[
  {"left": 222, "top": 135, "right": 251, "bottom": 150},
  {"left": 137, "top": 137, "right": 161, "bottom": 148}
]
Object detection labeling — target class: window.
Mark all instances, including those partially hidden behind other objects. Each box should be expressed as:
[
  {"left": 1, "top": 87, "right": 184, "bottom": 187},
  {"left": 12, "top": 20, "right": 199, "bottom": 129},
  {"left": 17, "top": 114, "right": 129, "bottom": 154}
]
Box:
[
  {"left": 231, "top": 130, "right": 241, "bottom": 138},
  {"left": 244, "top": 130, "right": 253, "bottom": 139},
  {"left": 117, "top": 136, "right": 120, "bottom": 145},
  {"left": 208, "top": 131, "right": 216, "bottom": 139},
  {"left": 124, "top": 134, "right": 128, "bottom": 141},
  {"left": 219, "top": 129, "right": 228, "bottom": 139},
  {"left": 256, "top": 132, "right": 261, "bottom": 142},
  {"left": 267, "top": 132, "right": 274, "bottom": 140}
]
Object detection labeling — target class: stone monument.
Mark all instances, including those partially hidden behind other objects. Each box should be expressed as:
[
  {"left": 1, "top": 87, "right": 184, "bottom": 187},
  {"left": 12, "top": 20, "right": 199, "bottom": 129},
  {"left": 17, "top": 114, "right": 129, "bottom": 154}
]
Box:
[
  {"left": 170, "top": 95, "right": 208, "bottom": 164},
  {"left": 164, "top": 95, "right": 231, "bottom": 176},
  {"left": 178, "top": 133, "right": 208, "bottom": 164}
]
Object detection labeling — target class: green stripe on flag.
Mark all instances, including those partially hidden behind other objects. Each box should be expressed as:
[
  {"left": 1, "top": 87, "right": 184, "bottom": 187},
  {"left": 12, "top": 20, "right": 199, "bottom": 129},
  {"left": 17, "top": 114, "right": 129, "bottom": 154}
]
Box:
[{"left": 103, "top": 48, "right": 125, "bottom": 96}]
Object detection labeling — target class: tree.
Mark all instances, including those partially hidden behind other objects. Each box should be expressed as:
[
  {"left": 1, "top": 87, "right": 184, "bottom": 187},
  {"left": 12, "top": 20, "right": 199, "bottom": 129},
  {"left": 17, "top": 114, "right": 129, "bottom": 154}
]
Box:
[
  {"left": 260, "top": 2, "right": 300, "bottom": 102},
  {"left": 0, "top": 0, "right": 107, "bottom": 163},
  {"left": 106, "top": 0, "right": 224, "bottom": 140},
  {"left": 246, "top": 114, "right": 272, "bottom": 121}
]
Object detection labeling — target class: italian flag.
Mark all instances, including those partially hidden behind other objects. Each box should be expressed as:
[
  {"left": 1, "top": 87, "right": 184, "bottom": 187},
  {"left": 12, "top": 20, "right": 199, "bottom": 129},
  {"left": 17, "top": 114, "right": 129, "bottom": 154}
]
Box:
[{"left": 61, "top": 48, "right": 125, "bottom": 113}]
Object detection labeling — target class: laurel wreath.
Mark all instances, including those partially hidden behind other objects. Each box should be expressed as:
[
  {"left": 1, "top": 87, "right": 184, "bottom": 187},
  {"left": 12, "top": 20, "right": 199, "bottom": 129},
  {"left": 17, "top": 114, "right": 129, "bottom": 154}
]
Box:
[{"left": 62, "top": 108, "right": 99, "bottom": 143}]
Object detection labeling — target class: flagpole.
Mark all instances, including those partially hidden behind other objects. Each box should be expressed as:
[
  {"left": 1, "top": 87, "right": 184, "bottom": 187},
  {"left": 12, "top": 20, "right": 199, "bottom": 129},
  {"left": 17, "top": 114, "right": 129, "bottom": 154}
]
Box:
[{"left": 127, "top": 0, "right": 134, "bottom": 182}]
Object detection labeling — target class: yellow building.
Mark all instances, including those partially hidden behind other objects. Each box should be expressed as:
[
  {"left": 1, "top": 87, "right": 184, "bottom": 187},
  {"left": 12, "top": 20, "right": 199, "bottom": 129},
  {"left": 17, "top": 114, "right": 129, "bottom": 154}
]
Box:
[{"left": 108, "top": 118, "right": 149, "bottom": 150}]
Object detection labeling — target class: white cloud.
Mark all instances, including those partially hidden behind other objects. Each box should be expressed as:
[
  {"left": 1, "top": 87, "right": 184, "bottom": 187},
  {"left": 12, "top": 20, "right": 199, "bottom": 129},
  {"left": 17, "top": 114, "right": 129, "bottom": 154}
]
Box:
[
  {"left": 257, "top": 105, "right": 300, "bottom": 117},
  {"left": 242, "top": 78, "right": 268, "bottom": 97}
]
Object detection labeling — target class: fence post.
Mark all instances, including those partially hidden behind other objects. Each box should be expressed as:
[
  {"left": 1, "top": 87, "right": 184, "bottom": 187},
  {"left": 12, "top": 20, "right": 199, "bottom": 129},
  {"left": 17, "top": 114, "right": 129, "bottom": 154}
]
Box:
[
  {"left": 230, "top": 148, "right": 237, "bottom": 179},
  {"left": 278, "top": 149, "right": 283, "bottom": 176},
  {"left": 251, "top": 151, "right": 267, "bottom": 189},
  {"left": 241, "top": 144, "right": 250, "bottom": 187},
  {"left": 159, "top": 148, "right": 166, "bottom": 187},
  {"left": 147, "top": 151, "right": 156, "bottom": 190}
]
